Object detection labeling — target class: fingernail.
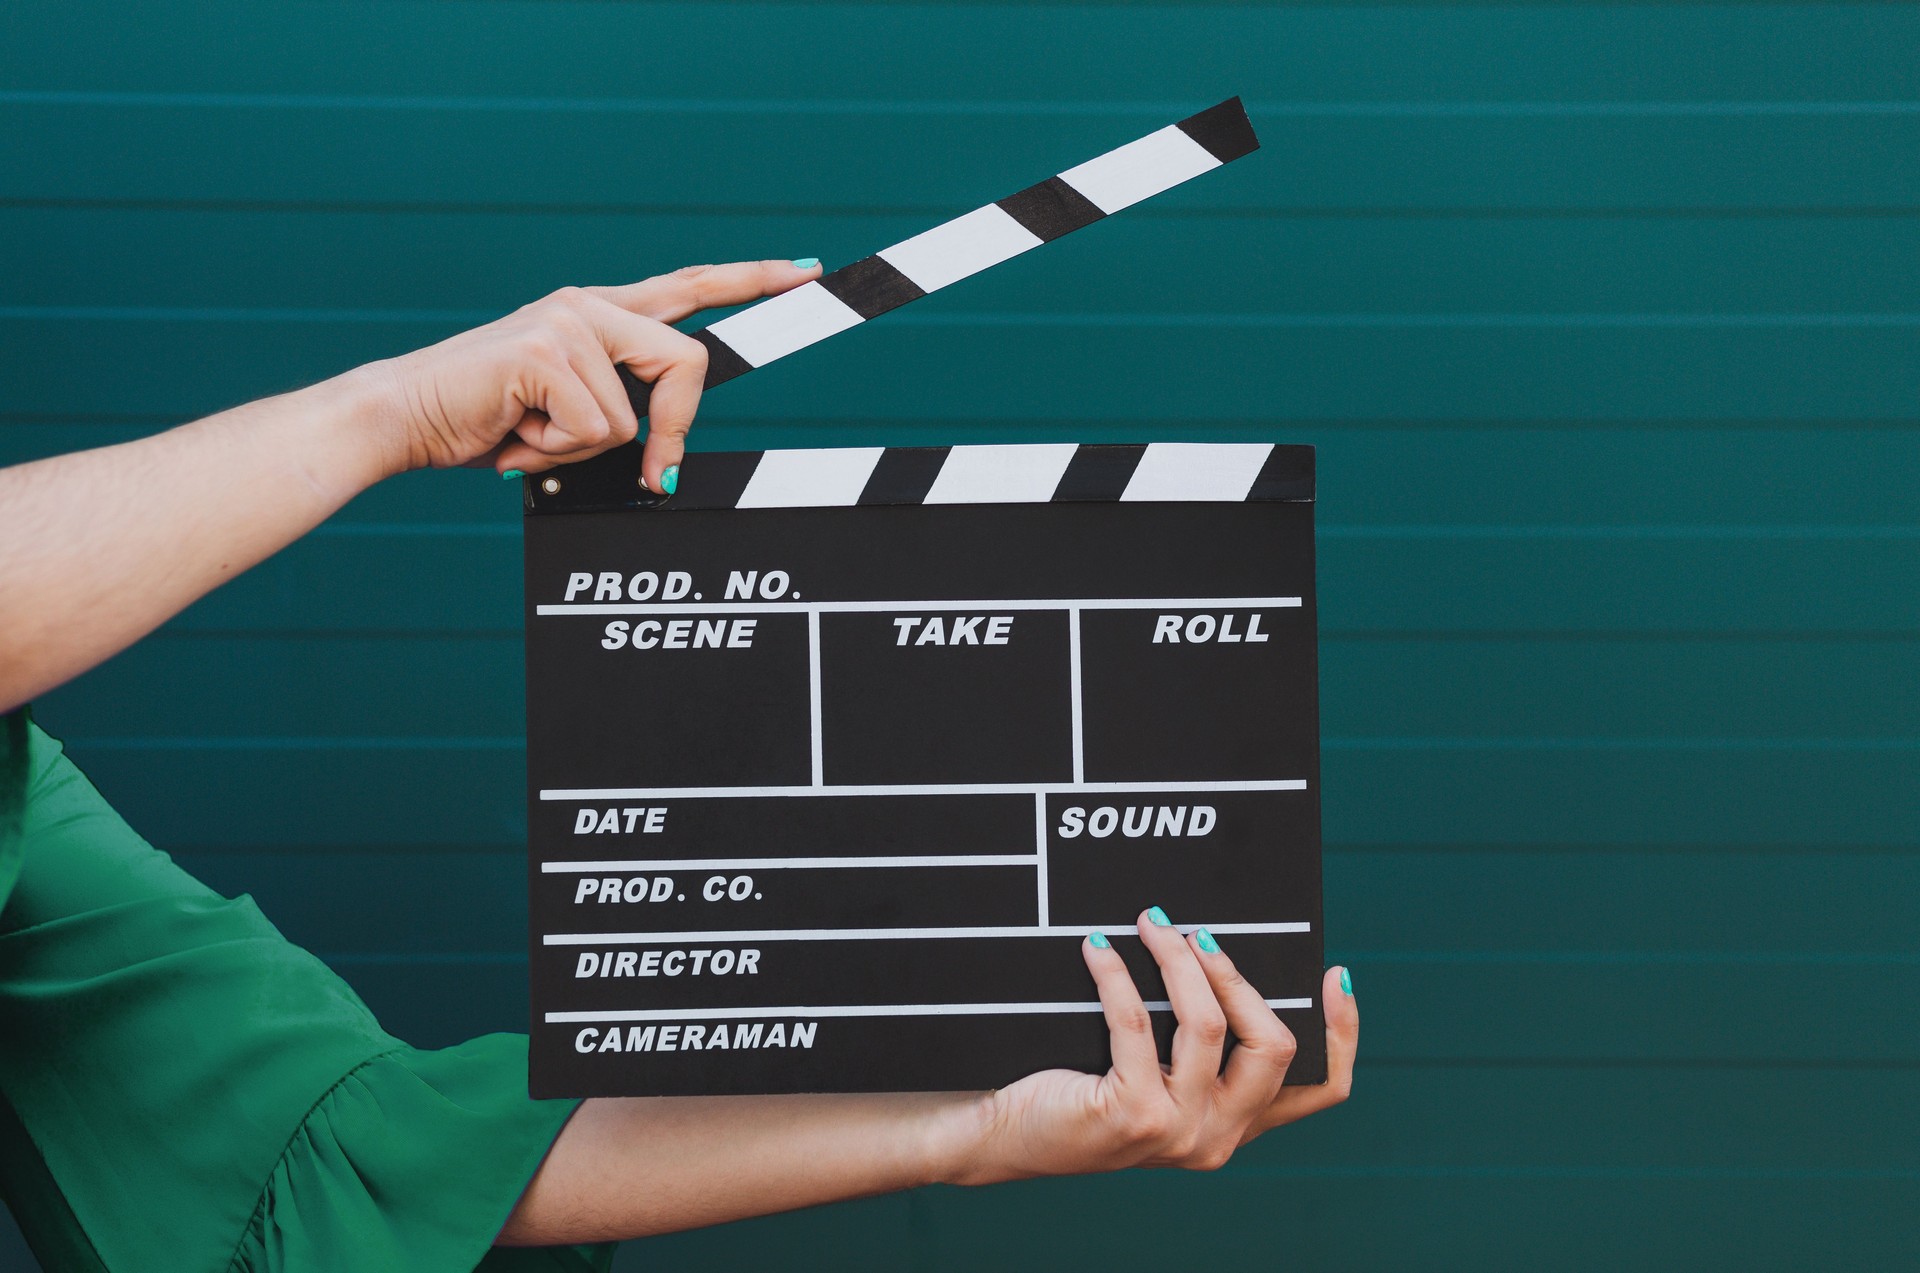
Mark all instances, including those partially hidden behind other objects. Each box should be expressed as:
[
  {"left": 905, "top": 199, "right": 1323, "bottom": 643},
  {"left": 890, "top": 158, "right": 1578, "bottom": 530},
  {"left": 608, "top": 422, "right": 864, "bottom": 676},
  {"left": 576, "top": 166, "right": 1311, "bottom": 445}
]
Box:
[
  {"left": 792, "top": 257, "right": 820, "bottom": 269},
  {"left": 1340, "top": 967, "right": 1353, "bottom": 996},
  {"left": 1194, "top": 927, "right": 1220, "bottom": 954},
  {"left": 1087, "top": 931, "right": 1110, "bottom": 950},
  {"left": 502, "top": 469, "right": 525, "bottom": 481},
  {"left": 1146, "top": 905, "right": 1171, "bottom": 927},
  {"left": 661, "top": 464, "right": 680, "bottom": 495}
]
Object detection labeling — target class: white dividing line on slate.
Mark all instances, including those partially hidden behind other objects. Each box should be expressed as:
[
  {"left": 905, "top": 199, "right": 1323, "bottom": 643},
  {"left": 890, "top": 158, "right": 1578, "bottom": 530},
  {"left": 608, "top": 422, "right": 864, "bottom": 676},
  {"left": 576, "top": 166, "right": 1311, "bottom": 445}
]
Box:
[
  {"left": 807, "top": 607, "right": 825, "bottom": 786},
  {"left": 542, "top": 853, "right": 1041, "bottom": 873},
  {"left": 537, "top": 596, "right": 1302, "bottom": 616},
  {"left": 1067, "top": 606, "right": 1086, "bottom": 783},
  {"left": 548, "top": 997, "right": 1313, "bottom": 1023},
  {"left": 541, "top": 778, "right": 1307, "bottom": 801},
  {"left": 544, "top": 921, "right": 1312, "bottom": 946},
  {"left": 1033, "top": 792, "right": 1050, "bottom": 927}
]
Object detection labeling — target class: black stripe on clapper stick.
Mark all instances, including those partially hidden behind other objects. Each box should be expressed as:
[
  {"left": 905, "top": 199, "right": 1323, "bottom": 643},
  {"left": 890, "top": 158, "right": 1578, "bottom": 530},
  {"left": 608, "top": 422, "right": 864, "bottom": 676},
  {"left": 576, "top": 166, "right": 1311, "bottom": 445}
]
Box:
[{"left": 614, "top": 97, "right": 1259, "bottom": 426}]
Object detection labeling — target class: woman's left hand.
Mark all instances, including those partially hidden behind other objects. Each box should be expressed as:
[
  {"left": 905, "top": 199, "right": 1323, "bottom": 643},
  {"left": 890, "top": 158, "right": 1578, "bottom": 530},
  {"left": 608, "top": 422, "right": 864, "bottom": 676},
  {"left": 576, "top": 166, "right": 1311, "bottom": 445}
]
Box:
[{"left": 939, "top": 911, "right": 1359, "bottom": 1184}]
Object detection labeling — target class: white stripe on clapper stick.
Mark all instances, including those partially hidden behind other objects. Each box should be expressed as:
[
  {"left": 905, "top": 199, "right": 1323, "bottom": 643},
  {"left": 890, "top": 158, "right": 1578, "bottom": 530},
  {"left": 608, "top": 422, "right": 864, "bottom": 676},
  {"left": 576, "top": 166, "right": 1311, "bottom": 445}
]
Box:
[
  {"left": 921, "top": 444, "right": 1081, "bottom": 504},
  {"left": 738, "top": 447, "right": 884, "bottom": 508},
  {"left": 879, "top": 205, "right": 1044, "bottom": 293},
  {"left": 1057, "top": 125, "right": 1223, "bottom": 214},
  {"left": 705, "top": 281, "right": 864, "bottom": 367},
  {"left": 1122, "top": 442, "right": 1275, "bottom": 502}
]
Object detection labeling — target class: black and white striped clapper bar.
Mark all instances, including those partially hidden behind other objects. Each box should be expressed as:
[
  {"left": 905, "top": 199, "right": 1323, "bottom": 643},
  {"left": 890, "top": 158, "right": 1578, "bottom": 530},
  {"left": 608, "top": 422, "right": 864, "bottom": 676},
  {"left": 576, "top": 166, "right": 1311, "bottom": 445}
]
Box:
[
  {"left": 521, "top": 102, "right": 1326, "bottom": 1099},
  {"left": 602, "top": 97, "right": 1262, "bottom": 449}
]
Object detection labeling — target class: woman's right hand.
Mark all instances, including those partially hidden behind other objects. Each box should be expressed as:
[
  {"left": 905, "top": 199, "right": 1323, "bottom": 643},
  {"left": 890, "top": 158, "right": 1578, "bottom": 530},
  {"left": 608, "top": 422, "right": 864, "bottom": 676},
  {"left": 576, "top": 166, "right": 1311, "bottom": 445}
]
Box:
[
  {"left": 939, "top": 910, "right": 1358, "bottom": 1185},
  {"left": 359, "top": 259, "right": 821, "bottom": 494}
]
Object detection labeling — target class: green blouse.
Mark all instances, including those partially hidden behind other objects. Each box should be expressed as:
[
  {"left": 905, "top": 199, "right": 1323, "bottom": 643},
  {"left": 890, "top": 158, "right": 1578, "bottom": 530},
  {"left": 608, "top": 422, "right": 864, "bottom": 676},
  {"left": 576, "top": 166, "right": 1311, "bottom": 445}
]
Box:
[{"left": 0, "top": 714, "right": 613, "bottom": 1272}]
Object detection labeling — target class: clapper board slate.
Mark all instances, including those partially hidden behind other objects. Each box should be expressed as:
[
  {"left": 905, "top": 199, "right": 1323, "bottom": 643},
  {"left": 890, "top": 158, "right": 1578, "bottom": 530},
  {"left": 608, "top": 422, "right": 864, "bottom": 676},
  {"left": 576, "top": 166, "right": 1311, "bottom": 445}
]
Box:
[
  {"left": 517, "top": 97, "right": 1325, "bottom": 1096},
  {"left": 522, "top": 442, "right": 1324, "bottom": 1096}
]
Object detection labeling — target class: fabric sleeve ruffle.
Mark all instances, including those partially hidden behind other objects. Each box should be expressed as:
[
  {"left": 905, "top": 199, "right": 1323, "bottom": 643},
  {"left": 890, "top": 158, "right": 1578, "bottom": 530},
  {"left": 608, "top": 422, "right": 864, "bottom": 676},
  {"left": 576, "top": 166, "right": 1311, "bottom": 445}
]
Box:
[{"left": 228, "top": 1034, "right": 615, "bottom": 1273}]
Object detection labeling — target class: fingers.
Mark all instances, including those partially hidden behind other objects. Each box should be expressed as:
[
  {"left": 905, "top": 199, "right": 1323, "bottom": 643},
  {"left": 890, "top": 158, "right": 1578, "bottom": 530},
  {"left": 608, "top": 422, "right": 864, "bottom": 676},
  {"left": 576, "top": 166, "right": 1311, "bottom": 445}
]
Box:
[
  {"left": 490, "top": 264, "right": 821, "bottom": 483},
  {"left": 513, "top": 356, "right": 613, "bottom": 461},
  {"left": 568, "top": 346, "right": 642, "bottom": 454},
  {"left": 1247, "top": 964, "right": 1358, "bottom": 1138},
  {"left": 565, "top": 292, "right": 712, "bottom": 492},
  {"left": 1321, "top": 963, "right": 1359, "bottom": 1104},
  {"left": 591, "top": 259, "right": 822, "bottom": 324},
  {"left": 1188, "top": 928, "right": 1298, "bottom": 1116},
  {"left": 636, "top": 354, "right": 704, "bottom": 495},
  {"left": 1137, "top": 907, "right": 1228, "bottom": 1111},
  {"left": 1082, "top": 933, "right": 1162, "bottom": 1089}
]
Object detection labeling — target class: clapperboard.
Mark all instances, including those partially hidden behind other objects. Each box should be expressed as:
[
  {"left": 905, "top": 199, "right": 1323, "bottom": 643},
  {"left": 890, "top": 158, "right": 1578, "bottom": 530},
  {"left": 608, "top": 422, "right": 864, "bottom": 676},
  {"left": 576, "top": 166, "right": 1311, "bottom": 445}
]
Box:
[{"left": 521, "top": 99, "right": 1327, "bottom": 1097}]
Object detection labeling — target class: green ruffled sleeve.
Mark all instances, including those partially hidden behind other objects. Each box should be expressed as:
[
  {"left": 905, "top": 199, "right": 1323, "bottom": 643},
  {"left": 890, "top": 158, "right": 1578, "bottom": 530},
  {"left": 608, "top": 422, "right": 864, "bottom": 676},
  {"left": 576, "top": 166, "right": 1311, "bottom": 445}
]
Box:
[{"left": 230, "top": 1035, "right": 614, "bottom": 1273}]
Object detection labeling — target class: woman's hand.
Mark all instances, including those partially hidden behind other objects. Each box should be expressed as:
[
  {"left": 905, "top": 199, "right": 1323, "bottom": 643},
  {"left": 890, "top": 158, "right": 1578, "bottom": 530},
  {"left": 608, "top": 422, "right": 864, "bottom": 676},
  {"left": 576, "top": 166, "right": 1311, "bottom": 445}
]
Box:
[
  {"left": 363, "top": 259, "right": 820, "bottom": 493},
  {"left": 506, "top": 917, "right": 1354, "bottom": 1243},
  {"left": 941, "top": 910, "right": 1358, "bottom": 1184},
  {"left": 0, "top": 260, "right": 816, "bottom": 712}
]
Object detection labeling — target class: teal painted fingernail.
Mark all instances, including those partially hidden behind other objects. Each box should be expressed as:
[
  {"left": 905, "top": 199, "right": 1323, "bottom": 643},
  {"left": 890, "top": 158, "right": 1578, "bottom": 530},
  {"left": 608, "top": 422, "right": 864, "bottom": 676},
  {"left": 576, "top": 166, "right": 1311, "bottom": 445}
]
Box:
[
  {"left": 1340, "top": 967, "right": 1353, "bottom": 996},
  {"left": 1087, "top": 931, "right": 1110, "bottom": 950},
  {"left": 502, "top": 469, "right": 525, "bottom": 481},
  {"left": 661, "top": 465, "right": 679, "bottom": 495},
  {"left": 1146, "top": 906, "right": 1171, "bottom": 927},
  {"left": 1195, "top": 927, "right": 1220, "bottom": 954},
  {"left": 792, "top": 257, "right": 820, "bottom": 269}
]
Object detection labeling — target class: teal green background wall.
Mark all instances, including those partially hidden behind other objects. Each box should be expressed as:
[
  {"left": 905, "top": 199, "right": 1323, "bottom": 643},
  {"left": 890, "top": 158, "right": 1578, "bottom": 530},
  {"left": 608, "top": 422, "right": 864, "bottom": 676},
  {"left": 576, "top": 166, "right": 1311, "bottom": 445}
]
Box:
[{"left": 4, "top": 1, "right": 1918, "bottom": 1268}]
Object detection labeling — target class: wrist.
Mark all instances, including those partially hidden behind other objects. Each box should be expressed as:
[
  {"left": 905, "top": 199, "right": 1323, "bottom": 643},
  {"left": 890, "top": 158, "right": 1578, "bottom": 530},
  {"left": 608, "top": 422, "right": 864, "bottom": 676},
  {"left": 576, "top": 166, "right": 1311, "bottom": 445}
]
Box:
[
  {"left": 283, "top": 360, "right": 417, "bottom": 494},
  {"left": 917, "top": 1092, "right": 1001, "bottom": 1188}
]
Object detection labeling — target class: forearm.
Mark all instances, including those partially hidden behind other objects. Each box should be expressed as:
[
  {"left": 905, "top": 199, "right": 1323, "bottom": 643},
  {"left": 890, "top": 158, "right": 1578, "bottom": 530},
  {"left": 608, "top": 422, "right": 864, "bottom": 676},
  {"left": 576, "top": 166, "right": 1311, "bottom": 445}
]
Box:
[
  {"left": 500, "top": 1091, "right": 990, "bottom": 1245},
  {"left": 0, "top": 366, "right": 404, "bottom": 710}
]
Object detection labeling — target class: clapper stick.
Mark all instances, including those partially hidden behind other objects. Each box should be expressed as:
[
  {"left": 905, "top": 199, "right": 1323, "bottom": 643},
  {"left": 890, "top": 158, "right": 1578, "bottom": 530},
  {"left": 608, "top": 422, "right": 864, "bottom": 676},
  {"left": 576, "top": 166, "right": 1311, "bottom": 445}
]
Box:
[{"left": 616, "top": 97, "right": 1260, "bottom": 421}]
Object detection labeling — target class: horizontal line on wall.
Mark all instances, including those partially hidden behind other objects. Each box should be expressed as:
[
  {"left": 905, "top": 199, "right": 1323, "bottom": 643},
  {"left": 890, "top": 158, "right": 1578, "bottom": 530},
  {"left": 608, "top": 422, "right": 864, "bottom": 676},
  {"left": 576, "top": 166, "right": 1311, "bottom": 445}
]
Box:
[
  {"left": 7, "top": 306, "right": 1919, "bottom": 329},
  {"left": 278, "top": 521, "right": 1920, "bottom": 542},
  {"left": 1321, "top": 524, "right": 1920, "bottom": 541},
  {"left": 1326, "top": 841, "right": 1920, "bottom": 857},
  {"left": 1323, "top": 737, "right": 1920, "bottom": 752},
  {"left": 7, "top": 197, "right": 1918, "bottom": 221},
  {"left": 12, "top": 414, "right": 1919, "bottom": 434},
  {"left": 15, "top": 195, "right": 1920, "bottom": 220},
  {"left": 320, "top": 951, "right": 526, "bottom": 966},
  {"left": 7, "top": 90, "right": 1919, "bottom": 117},
  {"left": 56, "top": 736, "right": 1920, "bottom": 754},
  {"left": 63, "top": 736, "right": 529, "bottom": 751},
  {"left": 1220, "top": 1165, "right": 1920, "bottom": 1182},
  {"left": 1331, "top": 950, "right": 1920, "bottom": 966},
  {"left": 148, "top": 627, "right": 525, "bottom": 641},
  {"left": 1321, "top": 629, "right": 1920, "bottom": 642},
  {"left": 1359, "top": 1056, "right": 1920, "bottom": 1071},
  {"left": 308, "top": 522, "right": 518, "bottom": 537}
]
